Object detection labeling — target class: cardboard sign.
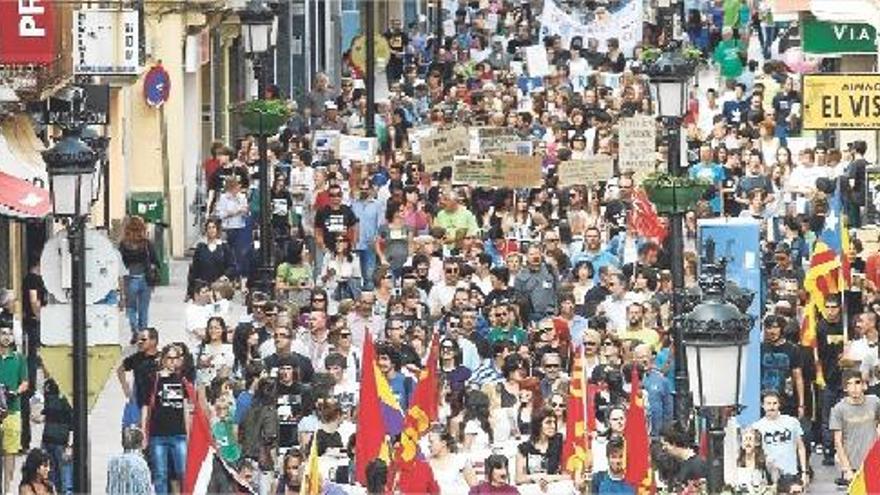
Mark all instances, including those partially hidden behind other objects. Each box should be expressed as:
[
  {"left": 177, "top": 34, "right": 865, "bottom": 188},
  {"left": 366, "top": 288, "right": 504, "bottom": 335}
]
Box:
[
  {"left": 339, "top": 135, "right": 378, "bottom": 162},
  {"left": 557, "top": 155, "right": 615, "bottom": 187},
  {"left": 419, "top": 127, "right": 470, "bottom": 172},
  {"left": 803, "top": 74, "right": 880, "bottom": 129},
  {"left": 618, "top": 115, "right": 657, "bottom": 177},
  {"left": 525, "top": 44, "right": 551, "bottom": 77},
  {"left": 470, "top": 127, "right": 519, "bottom": 155},
  {"left": 453, "top": 154, "right": 543, "bottom": 188}
]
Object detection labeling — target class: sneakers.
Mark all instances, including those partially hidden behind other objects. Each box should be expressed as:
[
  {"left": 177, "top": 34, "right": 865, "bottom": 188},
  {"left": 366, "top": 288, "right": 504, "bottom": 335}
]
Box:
[
  {"left": 823, "top": 455, "right": 836, "bottom": 466},
  {"left": 835, "top": 476, "right": 850, "bottom": 487}
]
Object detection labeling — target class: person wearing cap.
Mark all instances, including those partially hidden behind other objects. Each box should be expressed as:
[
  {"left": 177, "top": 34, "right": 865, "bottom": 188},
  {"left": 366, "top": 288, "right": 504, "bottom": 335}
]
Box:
[{"left": 317, "top": 100, "right": 347, "bottom": 133}]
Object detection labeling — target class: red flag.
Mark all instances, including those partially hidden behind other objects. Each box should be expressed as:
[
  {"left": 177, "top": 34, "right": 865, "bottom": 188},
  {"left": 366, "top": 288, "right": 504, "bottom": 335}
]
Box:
[
  {"left": 182, "top": 383, "right": 213, "bottom": 494},
  {"left": 562, "top": 347, "right": 590, "bottom": 473},
  {"left": 396, "top": 334, "right": 441, "bottom": 466},
  {"left": 354, "top": 332, "right": 389, "bottom": 485},
  {"left": 586, "top": 383, "right": 600, "bottom": 440},
  {"left": 624, "top": 366, "right": 651, "bottom": 490},
  {"left": 629, "top": 188, "right": 668, "bottom": 242}
]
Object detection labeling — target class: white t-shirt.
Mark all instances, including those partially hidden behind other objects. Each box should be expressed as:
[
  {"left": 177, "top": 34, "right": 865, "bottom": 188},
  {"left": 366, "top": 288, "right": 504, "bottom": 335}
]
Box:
[{"left": 752, "top": 414, "right": 802, "bottom": 476}]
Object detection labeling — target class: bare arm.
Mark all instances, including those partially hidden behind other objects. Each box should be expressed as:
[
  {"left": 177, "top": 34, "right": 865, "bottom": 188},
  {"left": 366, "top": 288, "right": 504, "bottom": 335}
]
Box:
[
  {"left": 28, "top": 289, "right": 41, "bottom": 320},
  {"left": 117, "top": 365, "right": 131, "bottom": 399},
  {"left": 834, "top": 430, "right": 853, "bottom": 473},
  {"left": 793, "top": 367, "right": 805, "bottom": 416}
]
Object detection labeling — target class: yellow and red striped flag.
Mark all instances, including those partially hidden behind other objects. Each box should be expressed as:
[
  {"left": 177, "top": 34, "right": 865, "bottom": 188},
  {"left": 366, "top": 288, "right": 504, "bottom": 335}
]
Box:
[
  {"left": 801, "top": 241, "right": 842, "bottom": 348},
  {"left": 849, "top": 434, "right": 880, "bottom": 494},
  {"left": 562, "top": 346, "right": 590, "bottom": 474}
]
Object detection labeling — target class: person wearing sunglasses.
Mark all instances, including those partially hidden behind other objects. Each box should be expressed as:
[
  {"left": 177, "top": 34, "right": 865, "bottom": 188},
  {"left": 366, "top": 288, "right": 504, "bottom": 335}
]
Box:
[
  {"left": 314, "top": 184, "right": 359, "bottom": 263},
  {"left": 118, "top": 328, "right": 160, "bottom": 426},
  {"left": 427, "top": 259, "right": 463, "bottom": 318}
]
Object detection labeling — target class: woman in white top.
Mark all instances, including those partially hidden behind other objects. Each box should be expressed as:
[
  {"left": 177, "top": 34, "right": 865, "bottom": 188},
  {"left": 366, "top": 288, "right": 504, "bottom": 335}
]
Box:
[
  {"left": 194, "top": 316, "right": 235, "bottom": 386},
  {"left": 213, "top": 176, "right": 251, "bottom": 285},
  {"left": 428, "top": 429, "right": 476, "bottom": 494},
  {"left": 319, "top": 237, "right": 362, "bottom": 312}
]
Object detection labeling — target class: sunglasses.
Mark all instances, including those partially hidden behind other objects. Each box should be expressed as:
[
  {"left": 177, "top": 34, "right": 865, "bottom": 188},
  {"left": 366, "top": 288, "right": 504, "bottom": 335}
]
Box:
[
  {"left": 329, "top": 192, "right": 342, "bottom": 197},
  {"left": 545, "top": 363, "right": 561, "bottom": 369},
  {"left": 551, "top": 401, "right": 565, "bottom": 408},
  {"left": 339, "top": 333, "right": 351, "bottom": 338},
  {"left": 585, "top": 341, "right": 599, "bottom": 346}
]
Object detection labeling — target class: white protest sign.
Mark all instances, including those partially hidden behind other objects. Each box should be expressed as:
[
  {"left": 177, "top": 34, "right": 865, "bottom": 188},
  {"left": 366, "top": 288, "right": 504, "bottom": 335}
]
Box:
[
  {"left": 470, "top": 127, "right": 519, "bottom": 155},
  {"left": 312, "top": 130, "right": 341, "bottom": 153},
  {"left": 525, "top": 45, "right": 551, "bottom": 77},
  {"left": 339, "top": 135, "right": 377, "bottom": 162},
  {"left": 618, "top": 115, "right": 657, "bottom": 179}
]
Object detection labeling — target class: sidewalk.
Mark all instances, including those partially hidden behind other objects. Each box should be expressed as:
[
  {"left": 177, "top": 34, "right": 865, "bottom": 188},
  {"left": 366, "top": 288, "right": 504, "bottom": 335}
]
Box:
[{"left": 89, "top": 259, "right": 190, "bottom": 493}]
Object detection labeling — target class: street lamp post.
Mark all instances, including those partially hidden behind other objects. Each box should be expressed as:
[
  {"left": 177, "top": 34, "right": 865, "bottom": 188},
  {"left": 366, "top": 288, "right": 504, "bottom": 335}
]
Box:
[
  {"left": 365, "top": 0, "right": 376, "bottom": 138},
  {"left": 646, "top": 46, "right": 695, "bottom": 428},
  {"left": 40, "top": 87, "right": 99, "bottom": 495},
  {"left": 241, "top": 1, "right": 277, "bottom": 295},
  {"left": 679, "top": 240, "right": 754, "bottom": 492},
  {"left": 80, "top": 126, "right": 110, "bottom": 230}
]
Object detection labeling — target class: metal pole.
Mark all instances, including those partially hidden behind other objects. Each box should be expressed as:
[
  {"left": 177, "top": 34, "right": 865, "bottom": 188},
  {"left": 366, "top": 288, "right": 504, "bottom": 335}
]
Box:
[
  {"left": 256, "top": 54, "right": 273, "bottom": 295},
  {"left": 103, "top": 154, "right": 110, "bottom": 231},
  {"left": 70, "top": 213, "right": 89, "bottom": 494},
  {"left": 435, "top": 0, "right": 443, "bottom": 59},
  {"left": 365, "top": 0, "right": 376, "bottom": 138},
  {"left": 704, "top": 407, "right": 726, "bottom": 493},
  {"left": 668, "top": 118, "right": 691, "bottom": 428}
]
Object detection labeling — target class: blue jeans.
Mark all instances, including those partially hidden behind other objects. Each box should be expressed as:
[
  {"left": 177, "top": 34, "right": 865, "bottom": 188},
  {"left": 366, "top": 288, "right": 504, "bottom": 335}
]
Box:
[
  {"left": 125, "top": 275, "right": 151, "bottom": 334},
  {"left": 43, "top": 443, "right": 72, "bottom": 494},
  {"left": 226, "top": 226, "right": 253, "bottom": 279},
  {"left": 356, "top": 248, "right": 378, "bottom": 290},
  {"left": 820, "top": 386, "right": 842, "bottom": 457},
  {"left": 150, "top": 434, "right": 187, "bottom": 495}
]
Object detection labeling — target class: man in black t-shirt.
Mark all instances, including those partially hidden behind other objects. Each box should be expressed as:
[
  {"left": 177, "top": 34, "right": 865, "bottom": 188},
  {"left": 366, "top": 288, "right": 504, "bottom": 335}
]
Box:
[
  {"left": 817, "top": 296, "right": 845, "bottom": 465},
  {"left": 275, "top": 356, "right": 310, "bottom": 453},
  {"left": 263, "top": 325, "right": 315, "bottom": 384},
  {"left": 761, "top": 315, "right": 804, "bottom": 417},
  {"left": 118, "top": 328, "right": 160, "bottom": 410},
  {"left": 314, "top": 184, "right": 359, "bottom": 254},
  {"left": 21, "top": 259, "right": 46, "bottom": 450},
  {"left": 384, "top": 19, "right": 409, "bottom": 83}
]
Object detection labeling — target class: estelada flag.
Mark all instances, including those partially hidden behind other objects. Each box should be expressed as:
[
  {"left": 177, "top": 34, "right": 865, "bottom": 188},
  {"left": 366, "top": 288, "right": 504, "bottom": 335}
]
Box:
[
  {"left": 562, "top": 346, "right": 591, "bottom": 474},
  {"left": 397, "top": 334, "right": 441, "bottom": 465},
  {"left": 624, "top": 365, "right": 653, "bottom": 493},
  {"left": 801, "top": 240, "right": 842, "bottom": 349},
  {"left": 848, "top": 433, "right": 880, "bottom": 494}
]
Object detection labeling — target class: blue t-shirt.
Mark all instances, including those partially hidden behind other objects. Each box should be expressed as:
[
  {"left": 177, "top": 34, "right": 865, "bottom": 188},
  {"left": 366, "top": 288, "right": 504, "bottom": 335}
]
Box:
[
  {"left": 689, "top": 162, "right": 726, "bottom": 213},
  {"left": 592, "top": 472, "right": 635, "bottom": 494}
]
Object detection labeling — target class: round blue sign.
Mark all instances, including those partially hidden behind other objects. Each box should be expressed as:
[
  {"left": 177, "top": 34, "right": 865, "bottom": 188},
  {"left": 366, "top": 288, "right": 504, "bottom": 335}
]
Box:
[{"left": 144, "top": 65, "right": 171, "bottom": 108}]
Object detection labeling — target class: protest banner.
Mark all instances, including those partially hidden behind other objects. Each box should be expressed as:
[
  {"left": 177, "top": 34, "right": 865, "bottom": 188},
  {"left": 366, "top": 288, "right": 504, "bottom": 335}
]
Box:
[
  {"left": 539, "top": 0, "right": 643, "bottom": 56},
  {"left": 508, "top": 140, "right": 534, "bottom": 156},
  {"left": 470, "top": 127, "right": 519, "bottom": 155},
  {"left": 339, "top": 135, "right": 377, "bottom": 161},
  {"left": 557, "top": 155, "right": 615, "bottom": 187},
  {"left": 409, "top": 126, "right": 434, "bottom": 155},
  {"left": 618, "top": 115, "right": 657, "bottom": 179},
  {"left": 419, "top": 126, "right": 470, "bottom": 172},
  {"left": 803, "top": 74, "right": 880, "bottom": 129},
  {"left": 312, "top": 130, "right": 341, "bottom": 153}
]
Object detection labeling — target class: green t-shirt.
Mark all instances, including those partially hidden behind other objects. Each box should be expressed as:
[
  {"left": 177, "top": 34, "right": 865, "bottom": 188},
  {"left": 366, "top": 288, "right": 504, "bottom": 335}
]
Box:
[
  {"left": 488, "top": 326, "right": 528, "bottom": 346},
  {"left": 723, "top": 0, "right": 742, "bottom": 27},
  {"left": 276, "top": 262, "right": 311, "bottom": 286},
  {"left": 0, "top": 351, "right": 26, "bottom": 412},
  {"left": 713, "top": 39, "right": 745, "bottom": 80},
  {"left": 434, "top": 207, "right": 479, "bottom": 244},
  {"left": 212, "top": 419, "right": 241, "bottom": 463}
]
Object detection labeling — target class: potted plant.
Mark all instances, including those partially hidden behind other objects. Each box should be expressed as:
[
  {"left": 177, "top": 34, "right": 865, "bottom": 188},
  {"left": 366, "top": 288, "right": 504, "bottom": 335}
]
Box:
[
  {"left": 641, "top": 171, "right": 711, "bottom": 214},
  {"left": 231, "top": 99, "right": 292, "bottom": 135}
]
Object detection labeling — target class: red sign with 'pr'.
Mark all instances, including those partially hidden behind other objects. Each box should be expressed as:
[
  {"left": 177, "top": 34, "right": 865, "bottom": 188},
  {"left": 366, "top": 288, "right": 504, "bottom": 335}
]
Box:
[{"left": 0, "top": 0, "right": 55, "bottom": 64}]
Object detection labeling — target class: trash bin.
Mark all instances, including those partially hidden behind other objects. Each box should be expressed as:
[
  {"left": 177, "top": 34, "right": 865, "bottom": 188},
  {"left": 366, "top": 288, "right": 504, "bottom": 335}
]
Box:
[{"left": 127, "top": 192, "right": 169, "bottom": 285}]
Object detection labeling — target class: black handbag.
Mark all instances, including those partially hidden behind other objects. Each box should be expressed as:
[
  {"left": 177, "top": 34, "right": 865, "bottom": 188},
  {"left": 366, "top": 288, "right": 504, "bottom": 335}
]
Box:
[{"left": 145, "top": 244, "right": 161, "bottom": 286}]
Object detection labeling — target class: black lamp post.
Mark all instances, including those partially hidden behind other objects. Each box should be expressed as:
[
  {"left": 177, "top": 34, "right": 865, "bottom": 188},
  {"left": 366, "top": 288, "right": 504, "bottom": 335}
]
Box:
[
  {"left": 40, "top": 86, "right": 99, "bottom": 495},
  {"left": 241, "top": 0, "right": 277, "bottom": 294},
  {"left": 646, "top": 45, "right": 695, "bottom": 427},
  {"left": 679, "top": 240, "right": 754, "bottom": 493},
  {"left": 80, "top": 126, "right": 110, "bottom": 230}
]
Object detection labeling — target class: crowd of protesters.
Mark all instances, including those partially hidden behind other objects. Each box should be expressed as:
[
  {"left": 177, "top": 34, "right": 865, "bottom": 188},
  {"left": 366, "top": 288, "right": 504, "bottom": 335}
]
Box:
[{"left": 99, "top": 0, "right": 880, "bottom": 493}]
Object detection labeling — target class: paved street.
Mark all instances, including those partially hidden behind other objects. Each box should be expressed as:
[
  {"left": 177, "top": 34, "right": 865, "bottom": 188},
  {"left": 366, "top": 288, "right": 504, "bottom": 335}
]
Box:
[{"left": 59, "top": 259, "right": 844, "bottom": 493}]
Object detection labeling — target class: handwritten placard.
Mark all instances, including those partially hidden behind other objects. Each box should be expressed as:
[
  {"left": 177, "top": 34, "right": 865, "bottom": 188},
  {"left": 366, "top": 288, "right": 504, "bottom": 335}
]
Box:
[
  {"left": 453, "top": 156, "right": 493, "bottom": 187},
  {"left": 419, "top": 126, "right": 470, "bottom": 172},
  {"left": 618, "top": 115, "right": 657, "bottom": 178},
  {"left": 470, "top": 127, "right": 519, "bottom": 155},
  {"left": 557, "top": 155, "right": 615, "bottom": 187},
  {"left": 339, "top": 135, "right": 378, "bottom": 162}
]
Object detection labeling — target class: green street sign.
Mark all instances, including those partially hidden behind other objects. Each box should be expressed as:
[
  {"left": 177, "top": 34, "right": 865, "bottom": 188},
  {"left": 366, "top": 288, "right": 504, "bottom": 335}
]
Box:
[{"left": 803, "top": 20, "right": 876, "bottom": 55}]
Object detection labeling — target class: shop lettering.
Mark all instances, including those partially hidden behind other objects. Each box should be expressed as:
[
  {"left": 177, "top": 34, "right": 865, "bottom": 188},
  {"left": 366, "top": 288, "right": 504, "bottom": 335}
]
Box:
[
  {"left": 821, "top": 94, "right": 880, "bottom": 118},
  {"left": 18, "top": 0, "right": 46, "bottom": 37},
  {"left": 833, "top": 24, "right": 872, "bottom": 41}
]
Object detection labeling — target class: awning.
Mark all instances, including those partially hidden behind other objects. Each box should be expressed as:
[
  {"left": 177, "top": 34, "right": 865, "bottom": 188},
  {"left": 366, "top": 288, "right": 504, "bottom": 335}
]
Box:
[
  {"left": 0, "top": 114, "right": 47, "bottom": 183},
  {"left": 0, "top": 172, "right": 50, "bottom": 218}
]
